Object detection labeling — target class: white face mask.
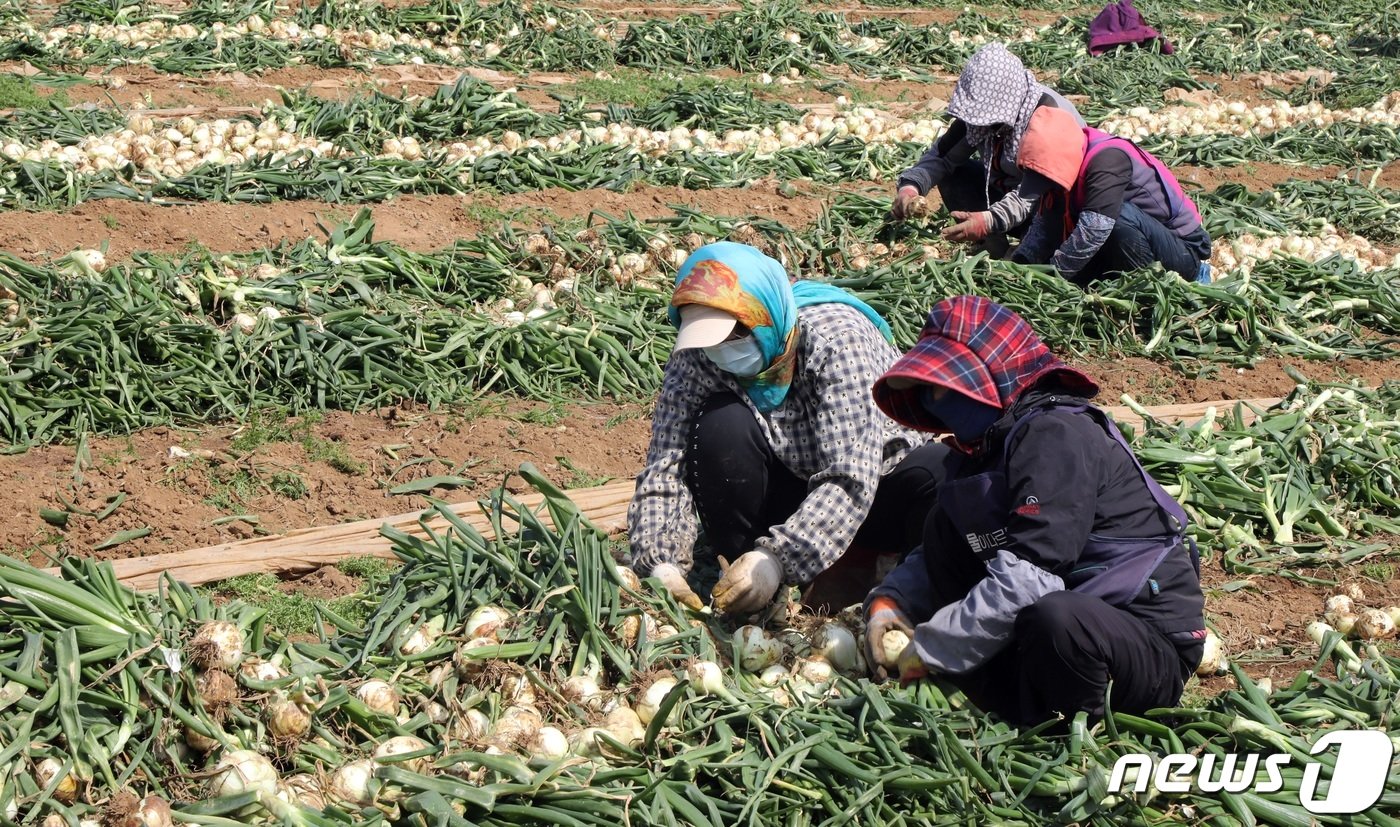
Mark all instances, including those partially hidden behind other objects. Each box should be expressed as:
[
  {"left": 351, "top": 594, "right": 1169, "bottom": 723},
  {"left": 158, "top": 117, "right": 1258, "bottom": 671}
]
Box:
[{"left": 704, "top": 336, "right": 764, "bottom": 377}]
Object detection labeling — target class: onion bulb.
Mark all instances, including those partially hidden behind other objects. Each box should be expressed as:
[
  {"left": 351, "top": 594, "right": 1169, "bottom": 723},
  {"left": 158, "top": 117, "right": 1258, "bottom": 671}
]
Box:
[
  {"left": 561, "top": 675, "right": 603, "bottom": 710},
  {"left": 329, "top": 759, "right": 375, "bottom": 805},
  {"left": 103, "top": 792, "right": 174, "bottom": 827},
  {"left": 239, "top": 657, "right": 287, "bottom": 683},
  {"left": 395, "top": 615, "right": 445, "bottom": 656},
  {"left": 500, "top": 673, "right": 537, "bottom": 707},
  {"left": 685, "top": 660, "right": 738, "bottom": 704},
  {"left": 464, "top": 605, "right": 509, "bottom": 639},
  {"left": 207, "top": 749, "right": 278, "bottom": 799},
  {"left": 372, "top": 736, "right": 432, "bottom": 774},
  {"left": 796, "top": 658, "right": 834, "bottom": 685},
  {"left": 758, "top": 665, "right": 789, "bottom": 687},
  {"left": 355, "top": 680, "right": 400, "bottom": 716},
  {"left": 621, "top": 614, "right": 660, "bottom": 647},
  {"left": 603, "top": 706, "right": 644, "bottom": 746},
  {"left": 449, "top": 708, "right": 491, "bottom": 745},
  {"left": 880, "top": 630, "right": 911, "bottom": 667},
  {"left": 1354, "top": 609, "right": 1396, "bottom": 641},
  {"left": 492, "top": 705, "right": 544, "bottom": 749},
  {"left": 276, "top": 774, "right": 326, "bottom": 810},
  {"left": 195, "top": 669, "right": 239, "bottom": 715},
  {"left": 184, "top": 723, "right": 222, "bottom": 754},
  {"left": 34, "top": 757, "right": 78, "bottom": 803},
  {"left": 1195, "top": 629, "right": 1227, "bottom": 676},
  {"left": 614, "top": 565, "right": 642, "bottom": 591},
  {"left": 810, "top": 623, "right": 861, "bottom": 673},
  {"left": 1325, "top": 610, "right": 1358, "bottom": 636},
  {"left": 265, "top": 694, "right": 313, "bottom": 740},
  {"left": 1343, "top": 583, "right": 1365, "bottom": 602},
  {"left": 568, "top": 727, "right": 609, "bottom": 759},
  {"left": 530, "top": 726, "right": 569, "bottom": 760},
  {"left": 453, "top": 637, "right": 498, "bottom": 678},
  {"left": 1324, "top": 594, "right": 1354, "bottom": 615},
  {"left": 189, "top": 620, "right": 244, "bottom": 671},
  {"left": 636, "top": 676, "right": 680, "bottom": 726},
  {"left": 732, "top": 626, "right": 784, "bottom": 672},
  {"left": 137, "top": 795, "right": 175, "bottom": 827}
]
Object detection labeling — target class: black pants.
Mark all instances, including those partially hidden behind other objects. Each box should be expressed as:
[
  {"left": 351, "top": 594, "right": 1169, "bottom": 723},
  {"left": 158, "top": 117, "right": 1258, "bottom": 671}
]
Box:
[
  {"left": 684, "top": 392, "right": 950, "bottom": 574},
  {"left": 953, "top": 594, "right": 1197, "bottom": 725},
  {"left": 920, "top": 538, "right": 1196, "bottom": 723},
  {"left": 1073, "top": 202, "right": 1212, "bottom": 286}
]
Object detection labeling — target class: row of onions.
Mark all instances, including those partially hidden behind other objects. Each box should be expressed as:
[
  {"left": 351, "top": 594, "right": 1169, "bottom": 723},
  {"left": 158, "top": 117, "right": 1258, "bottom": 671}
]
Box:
[
  {"left": 0, "top": 105, "right": 946, "bottom": 183},
  {"left": 7, "top": 77, "right": 1400, "bottom": 189},
  {"left": 6, "top": 0, "right": 1374, "bottom": 89},
  {"left": 1, "top": 462, "right": 1398, "bottom": 826},
  {"left": 1101, "top": 92, "right": 1400, "bottom": 139},
  {"left": 3, "top": 199, "right": 1399, "bottom": 444}
]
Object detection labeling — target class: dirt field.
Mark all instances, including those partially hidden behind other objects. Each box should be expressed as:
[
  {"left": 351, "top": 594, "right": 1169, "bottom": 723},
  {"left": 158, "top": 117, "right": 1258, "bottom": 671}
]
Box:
[{"left": 2, "top": 0, "right": 1398, "bottom": 703}]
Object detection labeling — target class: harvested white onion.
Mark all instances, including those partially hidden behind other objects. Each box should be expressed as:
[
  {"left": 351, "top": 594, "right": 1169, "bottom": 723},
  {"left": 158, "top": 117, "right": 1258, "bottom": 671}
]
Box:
[
  {"left": 810, "top": 623, "right": 861, "bottom": 673},
  {"left": 465, "top": 605, "right": 509, "bottom": 639},
  {"left": 636, "top": 677, "right": 680, "bottom": 726},
  {"left": 355, "top": 680, "right": 400, "bottom": 716},
  {"left": 1195, "top": 629, "right": 1227, "bottom": 677},
  {"left": 561, "top": 675, "right": 603, "bottom": 710},
  {"left": 758, "top": 665, "right": 789, "bottom": 687},
  {"left": 733, "top": 626, "right": 784, "bottom": 672},
  {"left": 603, "top": 706, "right": 644, "bottom": 746},
  {"left": 34, "top": 757, "right": 78, "bottom": 803},
  {"left": 329, "top": 759, "right": 376, "bottom": 805},
  {"left": 1354, "top": 609, "right": 1396, "bottom": 641},
  {"left": 530, "top": 726, "right": 570, "bottom": 760},
  {"left": 880, "top": 629, "right": 911, "bottom": 668},
  {"left": 796, "top": 658, "right": 834, "bottom": 685},
  {"left": 265, "top": 694, "right": 312, "bottom": 740},
  {"left": 207, "top": 749, "right": 278, "bottom": 799},
  {"left": 373, "top": 736, "right": 432, "bottom": 774},
  {"left": 189, "top": 620, "right": 244, "bottom": 671}
]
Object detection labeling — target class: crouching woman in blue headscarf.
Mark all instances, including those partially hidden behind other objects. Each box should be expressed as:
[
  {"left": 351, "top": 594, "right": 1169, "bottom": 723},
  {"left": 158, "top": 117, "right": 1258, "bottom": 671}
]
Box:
[{"left": 626, "top": 242, "right": 951, "bottom": 616}]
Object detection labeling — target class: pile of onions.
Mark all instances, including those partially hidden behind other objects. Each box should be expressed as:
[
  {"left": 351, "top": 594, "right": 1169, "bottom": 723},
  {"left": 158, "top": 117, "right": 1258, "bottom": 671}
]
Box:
[
  {"left": 1213, "top": 228, "right": 1400, "bottom": 275},
  {"left": 1320, "top": 588, "right": 1400, "bottom": 641},
  {"left": 0, "top": 113, "right": 337, "bottom": 180},
  {"left": 1102, "top": 92, "right": 1400, "bottom": 139}
]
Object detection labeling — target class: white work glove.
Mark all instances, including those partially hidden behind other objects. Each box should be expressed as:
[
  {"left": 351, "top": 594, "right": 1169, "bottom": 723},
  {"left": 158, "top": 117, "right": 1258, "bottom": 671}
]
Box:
[
  {"left": 649, "top": 563, "right": 703, "bottom": 610},
  {"left": 710, "top": 549, "right": 783, "bottom": 615},
  {"left": 864, "top": 596, "right": 914, "bottom": 681}
]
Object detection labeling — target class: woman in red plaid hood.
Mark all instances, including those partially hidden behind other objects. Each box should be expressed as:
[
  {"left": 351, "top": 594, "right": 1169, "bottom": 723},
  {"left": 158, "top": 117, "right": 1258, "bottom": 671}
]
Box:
[{"left": 863, "top": 295, "right": 1205, "bottom": 725}]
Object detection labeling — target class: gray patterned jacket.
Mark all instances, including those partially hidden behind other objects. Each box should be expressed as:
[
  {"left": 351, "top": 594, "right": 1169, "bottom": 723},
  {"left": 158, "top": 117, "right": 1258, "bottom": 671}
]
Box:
[{"left": 627, "top": 303, "right": 929, "bottom": 584}]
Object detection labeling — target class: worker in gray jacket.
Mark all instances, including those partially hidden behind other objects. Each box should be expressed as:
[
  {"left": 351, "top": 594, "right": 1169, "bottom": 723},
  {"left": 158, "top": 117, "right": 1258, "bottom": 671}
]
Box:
[
  {"left": 890, "top": 43, "right": 1086, "bottom": 258},
  {"left": 865, "top": 296, "right": 1205, "bottom": 725},
  {"left": 627, "top": 242, "right": 949, "bottom": 616}
]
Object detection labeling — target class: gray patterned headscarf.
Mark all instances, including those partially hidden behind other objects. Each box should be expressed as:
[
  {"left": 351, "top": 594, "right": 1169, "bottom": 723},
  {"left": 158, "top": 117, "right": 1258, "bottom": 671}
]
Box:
[{"left": 947, "top": 43, "right": 1046, "bottom": 167}]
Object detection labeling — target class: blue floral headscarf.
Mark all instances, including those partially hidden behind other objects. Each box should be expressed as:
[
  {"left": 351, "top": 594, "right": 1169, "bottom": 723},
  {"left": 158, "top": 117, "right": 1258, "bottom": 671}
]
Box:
[{"left": 668, "top": 241, "right": 892, "bottom": 411}]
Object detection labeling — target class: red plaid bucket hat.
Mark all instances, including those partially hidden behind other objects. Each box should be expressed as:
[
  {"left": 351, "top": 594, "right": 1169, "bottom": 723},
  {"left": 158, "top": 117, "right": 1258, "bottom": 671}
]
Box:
[{"left": 873, "top": 295, "right": 1099, "bottom": 433}]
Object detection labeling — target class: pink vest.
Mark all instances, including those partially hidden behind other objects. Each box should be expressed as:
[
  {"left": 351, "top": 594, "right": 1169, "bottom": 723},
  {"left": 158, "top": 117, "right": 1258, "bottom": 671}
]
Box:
[{"left": 1070, "top": 128, "right": 1202, "bottom": 239}]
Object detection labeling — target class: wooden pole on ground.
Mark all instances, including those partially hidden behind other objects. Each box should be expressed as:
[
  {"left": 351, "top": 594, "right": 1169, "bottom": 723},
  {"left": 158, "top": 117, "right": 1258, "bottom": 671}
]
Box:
[{"left": 55, "top": 396, "right": 1280, "bottom": 590}]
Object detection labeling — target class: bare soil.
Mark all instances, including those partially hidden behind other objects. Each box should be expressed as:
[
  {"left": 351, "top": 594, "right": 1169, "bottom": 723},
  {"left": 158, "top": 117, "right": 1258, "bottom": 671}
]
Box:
[
  {"left": 0, "top": 180, "right": 840, "bottom": 263},
  {"left": 5, "top": 353, "right": 1397, "bottom": 569},
  {"left": 1195, "top": 566, "right": 1400, "bottom": 694}
]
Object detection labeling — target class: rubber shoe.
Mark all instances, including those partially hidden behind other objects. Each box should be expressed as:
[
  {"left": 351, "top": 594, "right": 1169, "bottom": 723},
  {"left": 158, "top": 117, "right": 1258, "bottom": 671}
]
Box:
[{"left": 1195, "top": 262, "right": 1212, "bottom": 284}]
